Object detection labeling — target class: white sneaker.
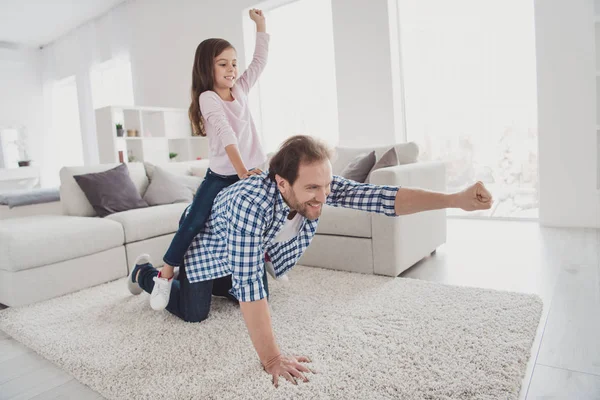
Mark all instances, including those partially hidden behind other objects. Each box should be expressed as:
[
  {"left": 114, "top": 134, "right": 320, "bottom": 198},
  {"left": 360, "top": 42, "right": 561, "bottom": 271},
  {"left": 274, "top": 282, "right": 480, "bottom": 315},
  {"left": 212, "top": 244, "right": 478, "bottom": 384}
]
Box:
[
  {"left": 127, "top": 254, "right": 151, "bottom": 295},
  {"left": 150, "top": 271, "right": 173, "bottom": 310},
  {"left": 265, "top": 261, "right": 290, "bottom": 284},
  {"left": 265, "top": 260, "right": 277, "bottom": 279}
]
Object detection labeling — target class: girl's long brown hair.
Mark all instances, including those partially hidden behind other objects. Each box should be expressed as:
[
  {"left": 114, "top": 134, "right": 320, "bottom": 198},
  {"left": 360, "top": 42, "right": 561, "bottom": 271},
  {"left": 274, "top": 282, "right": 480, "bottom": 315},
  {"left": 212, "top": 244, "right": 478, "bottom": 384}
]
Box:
[{"left": 189, "top": 38, "right": 235, "bottom": 136}]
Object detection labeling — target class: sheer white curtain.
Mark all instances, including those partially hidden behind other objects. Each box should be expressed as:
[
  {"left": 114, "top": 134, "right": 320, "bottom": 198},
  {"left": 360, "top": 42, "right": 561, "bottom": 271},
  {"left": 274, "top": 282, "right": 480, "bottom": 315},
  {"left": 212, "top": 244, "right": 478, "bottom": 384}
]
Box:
[
  {"left": 39, "top": 3, "right": 134, "bottom": 185},
  {"left": 40, "top": 76, "right": 84, "bottom": 188},
  {"left": 242, "top": 0, "right": 339, "bottom": 153},
  {"left": 397, "top": 0, "right": 538, "bottom": 219}
]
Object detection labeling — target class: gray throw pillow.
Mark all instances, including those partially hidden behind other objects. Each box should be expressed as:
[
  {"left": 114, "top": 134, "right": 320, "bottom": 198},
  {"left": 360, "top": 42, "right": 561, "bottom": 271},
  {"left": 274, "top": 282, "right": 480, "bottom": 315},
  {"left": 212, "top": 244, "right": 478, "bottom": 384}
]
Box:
[
  {"left": 143, "top": 165, "right": 202, "bottom": 206},
  {"left": 366, "top": 147, "right": 399, "bottom": 183},
  {"left": 340, "top": 151, "right": 376, "bottom": 183},
  {"left": 73, "top": 163, "right": 148, "bottom": 217}
]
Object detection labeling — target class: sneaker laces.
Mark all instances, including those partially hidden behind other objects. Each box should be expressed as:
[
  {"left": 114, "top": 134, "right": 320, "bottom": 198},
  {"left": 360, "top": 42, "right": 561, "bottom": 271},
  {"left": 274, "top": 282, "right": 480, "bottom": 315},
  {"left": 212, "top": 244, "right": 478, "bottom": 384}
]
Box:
[{"left": 152, "top": 276, "right": 171, "bottom": 297}]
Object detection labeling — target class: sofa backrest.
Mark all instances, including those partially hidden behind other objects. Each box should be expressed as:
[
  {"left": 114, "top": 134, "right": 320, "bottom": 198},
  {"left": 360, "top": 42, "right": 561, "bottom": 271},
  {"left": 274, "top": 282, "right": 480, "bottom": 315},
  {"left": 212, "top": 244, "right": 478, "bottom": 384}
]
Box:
[
  {"left": 147, "top": 159, "right": 209, "bottom": 178},
  {"left": 331, "top": 142, "right": 419, "bottom": 175},
  {"left": 59, "top": 160, "right": 210, "bottom": 217}
]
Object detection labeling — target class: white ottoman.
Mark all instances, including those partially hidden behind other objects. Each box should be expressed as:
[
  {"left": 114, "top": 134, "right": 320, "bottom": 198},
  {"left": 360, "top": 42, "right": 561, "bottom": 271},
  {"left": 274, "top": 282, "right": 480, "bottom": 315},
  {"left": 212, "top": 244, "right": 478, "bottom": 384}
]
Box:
[{"left": 0, "top": 215, "right": 127, "bottom": 306}]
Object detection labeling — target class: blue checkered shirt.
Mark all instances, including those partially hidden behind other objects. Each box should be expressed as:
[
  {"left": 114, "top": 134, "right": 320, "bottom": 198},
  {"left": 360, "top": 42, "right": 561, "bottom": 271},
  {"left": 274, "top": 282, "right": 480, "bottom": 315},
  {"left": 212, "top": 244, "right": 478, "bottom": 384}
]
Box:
[{"left": 183, "top": 173, "right": 399, "bottom": 302}]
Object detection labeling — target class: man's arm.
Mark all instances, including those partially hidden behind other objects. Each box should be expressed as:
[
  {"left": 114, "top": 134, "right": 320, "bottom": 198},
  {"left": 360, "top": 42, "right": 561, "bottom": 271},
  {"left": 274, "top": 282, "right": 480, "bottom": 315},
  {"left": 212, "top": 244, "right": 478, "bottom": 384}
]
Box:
[
  {"left": 394, "top": 181, "right": 493, "bottom": 215},
  {"left": 327, "top": 176, "right": 493, "bottom": 215},
  {"left": 227, "top": 195, "right": 274, "bottom": 363},
  {"left": 239, "top": 299, "right": 279, "bottom": 365},
  {"left": 227, "top": 194, "right": 311, "bottom": 386},
  {"left": 393, "top": 188, "right": 454, "bottom": 215}
]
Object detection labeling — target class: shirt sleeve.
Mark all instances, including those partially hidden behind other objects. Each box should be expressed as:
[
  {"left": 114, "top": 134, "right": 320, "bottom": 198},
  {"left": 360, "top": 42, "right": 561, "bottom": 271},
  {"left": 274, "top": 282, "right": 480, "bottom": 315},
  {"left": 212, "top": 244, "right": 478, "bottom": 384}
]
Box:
[
  {"left": 199, "top": 91, "right": 238, "bottom": 148},
  {"left": 326, "top": 175, "right": 400, "bottom": 217},
  {"left": 236, "top": 32, "right": 270, "bottom": 95},
  {"left": 227, "top": 193, "right": 268, "bottom": 302}
]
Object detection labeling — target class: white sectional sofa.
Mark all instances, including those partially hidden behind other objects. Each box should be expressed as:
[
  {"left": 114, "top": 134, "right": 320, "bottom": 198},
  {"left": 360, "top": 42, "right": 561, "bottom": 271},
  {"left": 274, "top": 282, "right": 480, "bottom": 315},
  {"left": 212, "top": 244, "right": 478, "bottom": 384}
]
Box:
[
  {"left": 299, "top": 144, "right": 447, "bottom": 277},
  {"left": 0, "top": 160, "right": 209, "bottom": 307},
  {"left": 0, "top": 144, "right": 447, "bottom": 307},
  {"left": 58, "top": 161, "right": 201, "bottom": 271}
]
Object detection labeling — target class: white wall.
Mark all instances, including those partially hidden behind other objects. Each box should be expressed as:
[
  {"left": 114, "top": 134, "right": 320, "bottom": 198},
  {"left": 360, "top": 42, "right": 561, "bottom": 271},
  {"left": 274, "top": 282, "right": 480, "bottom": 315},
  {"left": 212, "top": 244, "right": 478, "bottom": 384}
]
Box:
[
  {"left": 535, "top": 0, "right": 600, "bottom": 228},
  {"left": 40, "top": 0, "right": 401, "bottom": 163},
  {"left": 0, "top": 48, "right": 43, "bottom": 169}
]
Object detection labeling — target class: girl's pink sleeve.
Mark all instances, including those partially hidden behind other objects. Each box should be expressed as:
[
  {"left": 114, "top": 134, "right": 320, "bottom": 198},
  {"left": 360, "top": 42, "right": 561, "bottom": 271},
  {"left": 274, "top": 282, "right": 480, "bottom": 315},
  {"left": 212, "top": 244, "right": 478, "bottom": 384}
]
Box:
[
  {"left": 199, "top": 91, "right": 238, "bottom": 147},
  {"left": 236, "top": 32, "right": 270, "bottom": 95}
]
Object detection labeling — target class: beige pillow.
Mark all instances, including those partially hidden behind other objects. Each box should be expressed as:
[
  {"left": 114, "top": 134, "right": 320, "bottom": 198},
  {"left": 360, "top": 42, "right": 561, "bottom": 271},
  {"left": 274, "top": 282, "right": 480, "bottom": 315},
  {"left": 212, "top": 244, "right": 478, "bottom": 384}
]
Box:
[
  {"left": 143, "top": 165, "right": 202, "bottom": 206},
  {"left": 366, "top": 147, "right": 399, "bottom": 183}
]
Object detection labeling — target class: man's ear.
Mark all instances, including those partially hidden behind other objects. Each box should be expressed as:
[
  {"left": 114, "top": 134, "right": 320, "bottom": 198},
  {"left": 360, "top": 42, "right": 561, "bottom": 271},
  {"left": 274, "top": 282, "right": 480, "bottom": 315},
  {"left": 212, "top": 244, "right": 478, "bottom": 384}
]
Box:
[{"left": 275, "top": 174, "right": 288, "bottom": 194}]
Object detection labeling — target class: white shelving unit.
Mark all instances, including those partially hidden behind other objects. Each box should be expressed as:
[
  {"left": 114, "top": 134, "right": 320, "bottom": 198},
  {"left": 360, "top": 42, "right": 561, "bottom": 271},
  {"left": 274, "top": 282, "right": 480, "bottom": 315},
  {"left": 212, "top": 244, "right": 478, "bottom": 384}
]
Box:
[{"left": 95, "top": 106, "right": 209, "bottom": 164}]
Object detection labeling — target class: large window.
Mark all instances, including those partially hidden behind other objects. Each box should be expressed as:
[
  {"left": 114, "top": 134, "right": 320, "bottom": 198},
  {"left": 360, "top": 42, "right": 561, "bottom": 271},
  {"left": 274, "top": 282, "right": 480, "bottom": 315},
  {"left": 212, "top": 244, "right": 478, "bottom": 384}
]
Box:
[
  {"left": 397, "top": 0, "right": 538, "bottom": 219},
  {"left": 90, "top": 58, "right": 134, "bottom": 109},
  {"left": 243, "top": 0, "right": 339, "bottom": 153}
]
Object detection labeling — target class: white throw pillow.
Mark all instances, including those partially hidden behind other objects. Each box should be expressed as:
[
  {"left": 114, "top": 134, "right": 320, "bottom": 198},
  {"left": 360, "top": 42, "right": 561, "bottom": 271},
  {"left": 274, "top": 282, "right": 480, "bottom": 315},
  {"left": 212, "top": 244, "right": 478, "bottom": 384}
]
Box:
[{"left": 142, "top": 165, "right": 202, "bottom": 206}]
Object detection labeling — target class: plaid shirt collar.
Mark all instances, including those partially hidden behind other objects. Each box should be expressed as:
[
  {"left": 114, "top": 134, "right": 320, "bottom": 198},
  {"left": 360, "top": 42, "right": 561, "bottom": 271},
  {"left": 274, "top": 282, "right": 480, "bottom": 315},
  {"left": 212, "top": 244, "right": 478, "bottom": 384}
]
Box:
[{"left": 262, "top": 177, "right": 308, "bottom": 242}]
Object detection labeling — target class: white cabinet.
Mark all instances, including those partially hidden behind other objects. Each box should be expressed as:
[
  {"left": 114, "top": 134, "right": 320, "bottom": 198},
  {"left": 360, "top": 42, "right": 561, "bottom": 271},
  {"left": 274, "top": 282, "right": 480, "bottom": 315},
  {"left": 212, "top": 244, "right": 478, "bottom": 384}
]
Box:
[
  {"left": 95, "top": 106, "right": 209, "bottom": 164},
  {"left": 0, "top": 166, "right": 40, "bottom": 192}
]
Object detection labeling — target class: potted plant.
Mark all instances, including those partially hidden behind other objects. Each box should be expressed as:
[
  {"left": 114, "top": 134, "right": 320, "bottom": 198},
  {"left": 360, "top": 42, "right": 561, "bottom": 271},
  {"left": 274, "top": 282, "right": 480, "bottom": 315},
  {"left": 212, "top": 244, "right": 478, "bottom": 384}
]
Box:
[
  {"left": 116, "top": 123, "right": 124, "bottom": 137},
  {"left": 169, "top": 152, "right": 178, "bottom": 162},
  {"left": 17, "top": 129, "right": 31, "bottom": 167}
]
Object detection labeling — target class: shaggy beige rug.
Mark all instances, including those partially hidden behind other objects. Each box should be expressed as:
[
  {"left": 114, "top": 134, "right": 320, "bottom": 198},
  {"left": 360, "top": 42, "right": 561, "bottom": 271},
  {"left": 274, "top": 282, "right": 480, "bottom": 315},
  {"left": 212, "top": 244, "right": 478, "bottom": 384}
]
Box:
[{"left": 0, "top": 266, "right": 542, "bottom": 400}]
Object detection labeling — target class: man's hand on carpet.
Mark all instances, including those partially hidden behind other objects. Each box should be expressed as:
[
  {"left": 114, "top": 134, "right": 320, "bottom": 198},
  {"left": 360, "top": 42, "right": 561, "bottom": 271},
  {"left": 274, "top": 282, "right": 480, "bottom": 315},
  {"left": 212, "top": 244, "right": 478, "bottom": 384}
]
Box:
[
  {"left": 454, "top": 181, "right": 493, "bottom": 211},
  {"left": 263, "top": 354, "right": 314, "bottom": 387}
]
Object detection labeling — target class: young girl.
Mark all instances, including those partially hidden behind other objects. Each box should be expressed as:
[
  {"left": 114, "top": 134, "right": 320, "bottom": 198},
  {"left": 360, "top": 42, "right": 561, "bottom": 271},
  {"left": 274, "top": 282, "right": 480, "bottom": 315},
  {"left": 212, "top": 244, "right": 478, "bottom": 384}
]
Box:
[{"left": 132, "top": 9, "right": 270, "bottom": 310}]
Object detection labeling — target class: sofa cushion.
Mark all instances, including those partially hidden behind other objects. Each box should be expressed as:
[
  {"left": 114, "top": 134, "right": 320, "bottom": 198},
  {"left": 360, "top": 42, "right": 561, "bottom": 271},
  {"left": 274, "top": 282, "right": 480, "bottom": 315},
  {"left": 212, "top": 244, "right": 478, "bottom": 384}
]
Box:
[
  {"left": 366, "top": 147, "right": 399, "bottom": 183},
  {"left": 145, "top": 161, "right": 192, "bottom": 178},
  {"left": 60, "top": 162, "right": 148, "bottom": 217},
  {"left": 74, "top": 164, "right": 149, "bottom": 217},
  {"left": 143, "top": 165, "right": 202, "bottom": 206},
  {"left": 340, "top": 151, "right": 376, "bottom": 183},
  {"left": 106, "top": 203, "right": 189, "bottom": 243},
  {"left": 316, "top": 205, "right": 372, "bottom": 238},
  {"left": 332, "top": 142, "right": 419, "bottom": 175},
  {"left": 0, "top": 215, "right": 124, "bottom": 272}
]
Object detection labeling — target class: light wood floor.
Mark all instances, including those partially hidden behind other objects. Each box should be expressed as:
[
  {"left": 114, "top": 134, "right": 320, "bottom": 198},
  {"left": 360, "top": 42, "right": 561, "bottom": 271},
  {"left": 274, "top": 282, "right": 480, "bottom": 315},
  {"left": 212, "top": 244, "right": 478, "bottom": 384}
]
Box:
[{"left": 1, "top": 219, "right": 599, "bottom": 399}]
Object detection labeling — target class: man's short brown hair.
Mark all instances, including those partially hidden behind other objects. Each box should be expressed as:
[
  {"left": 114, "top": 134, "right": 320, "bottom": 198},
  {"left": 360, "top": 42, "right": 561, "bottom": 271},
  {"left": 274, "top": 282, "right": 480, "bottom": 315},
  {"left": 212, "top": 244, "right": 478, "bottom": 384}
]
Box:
[{"left": 268, "top": 135, "right": 334, "bottom": 185}]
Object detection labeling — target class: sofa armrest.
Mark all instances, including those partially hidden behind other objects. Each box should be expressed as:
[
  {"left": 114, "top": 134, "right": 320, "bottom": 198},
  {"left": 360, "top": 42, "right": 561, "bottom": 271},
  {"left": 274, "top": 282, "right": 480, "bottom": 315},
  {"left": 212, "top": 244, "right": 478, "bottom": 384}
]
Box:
[{"left": 369, "top": 161, "right": 447, "bottom": 276}]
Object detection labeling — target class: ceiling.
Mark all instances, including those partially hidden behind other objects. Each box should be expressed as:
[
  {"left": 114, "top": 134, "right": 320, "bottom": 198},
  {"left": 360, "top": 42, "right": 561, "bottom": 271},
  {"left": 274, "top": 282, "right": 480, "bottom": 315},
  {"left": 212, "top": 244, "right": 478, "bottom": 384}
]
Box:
[{"left": 0, "top": 0, "right": 127, "bottom": 48}]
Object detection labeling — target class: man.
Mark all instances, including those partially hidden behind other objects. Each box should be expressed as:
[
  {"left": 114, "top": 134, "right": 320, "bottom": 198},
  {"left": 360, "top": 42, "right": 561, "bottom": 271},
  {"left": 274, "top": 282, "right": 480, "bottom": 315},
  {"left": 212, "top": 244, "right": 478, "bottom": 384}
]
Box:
[{"left": 127, "top": 135, "right": 493, "bottom": 387}]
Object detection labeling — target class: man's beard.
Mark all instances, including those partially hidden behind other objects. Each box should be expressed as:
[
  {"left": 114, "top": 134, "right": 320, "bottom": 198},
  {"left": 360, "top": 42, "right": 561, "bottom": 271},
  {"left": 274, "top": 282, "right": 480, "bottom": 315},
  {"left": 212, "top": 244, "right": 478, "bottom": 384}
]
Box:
[{"left": 286, "top": 188, "right": 322, "bottom": 221}]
